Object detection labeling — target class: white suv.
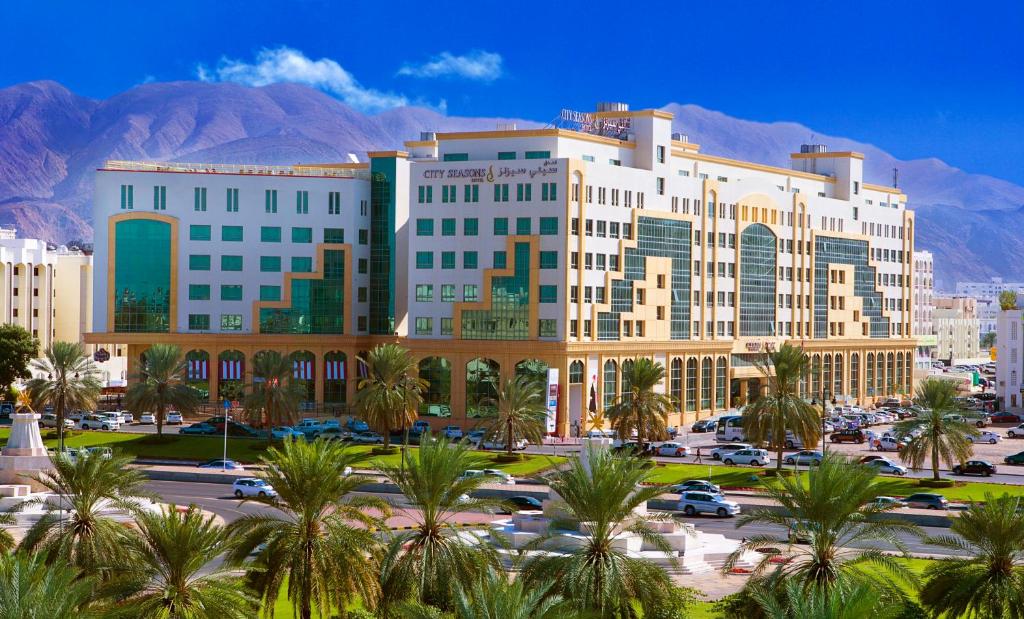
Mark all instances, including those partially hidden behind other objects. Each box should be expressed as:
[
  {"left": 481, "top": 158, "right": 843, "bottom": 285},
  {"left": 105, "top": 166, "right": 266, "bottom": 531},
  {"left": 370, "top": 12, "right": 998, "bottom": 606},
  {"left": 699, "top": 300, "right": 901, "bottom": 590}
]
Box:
[
  {"left": 709, "top": 443, "right": 752, "bottom": 461},
  {"left": 166, "top": 412, "right": 184, "bottom": 425},
  {"left": 80, "top": 414, "right": 120, "bottom": 431},
  {"left": 677, "top": 491, "right": 740, "bottom": 517},
  {"left": 721, "top": 448, "right": 770, "bottom": 466}
]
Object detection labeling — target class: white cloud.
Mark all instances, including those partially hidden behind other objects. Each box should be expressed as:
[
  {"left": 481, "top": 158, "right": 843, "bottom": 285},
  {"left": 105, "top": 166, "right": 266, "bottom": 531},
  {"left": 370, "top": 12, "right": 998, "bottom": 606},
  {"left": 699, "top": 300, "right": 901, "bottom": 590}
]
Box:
[
  {"left": 397, "top": 50, "right": 503, "bottom": 82},
  {"left": 196, "top": 47, "right": 410, "bottom": 112}
]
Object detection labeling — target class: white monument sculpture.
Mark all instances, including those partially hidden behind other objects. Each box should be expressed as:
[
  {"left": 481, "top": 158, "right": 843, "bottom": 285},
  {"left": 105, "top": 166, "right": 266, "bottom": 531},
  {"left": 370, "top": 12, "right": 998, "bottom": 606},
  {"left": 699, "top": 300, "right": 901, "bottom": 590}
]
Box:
[{"left": 0, "top": 411, "right": 54, "bottom": 492}]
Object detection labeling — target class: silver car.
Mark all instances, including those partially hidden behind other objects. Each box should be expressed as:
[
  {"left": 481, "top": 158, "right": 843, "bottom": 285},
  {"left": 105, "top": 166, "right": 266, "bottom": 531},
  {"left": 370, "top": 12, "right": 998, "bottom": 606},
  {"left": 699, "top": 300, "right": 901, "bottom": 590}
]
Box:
[{"left": 677, "top": 491, "right": 740, "bottom": 517}]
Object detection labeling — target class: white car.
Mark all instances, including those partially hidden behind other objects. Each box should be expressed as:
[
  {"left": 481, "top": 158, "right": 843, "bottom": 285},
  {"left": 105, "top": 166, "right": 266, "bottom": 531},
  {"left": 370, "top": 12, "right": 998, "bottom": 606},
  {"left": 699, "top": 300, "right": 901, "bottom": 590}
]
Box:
[
  {"left": 709, "top": 443, "right": 752, "bottom": 461},
  {"left": 139, "top": 413, "right": 156, "bottom": 424},
  {"left": 350, "top": 431, "right": 384, "bottom": 444},
  {"left": 677, "top": 491, "right": 741, "bottom": 517},
  {"left": 114, "top": 411, "right": 134, "bottom": 424},
  {"left": 40, "top": 414, "right": 74, "bottom": 429},
  {"left": 656, "top": 442, "right": 690, "bottom": 457},
  {"left": 721, "top": 448, "right": 770, "bottom": 466},
  {"left": 1008, "top": 424, "right": 1024, "bottom": 438},
  {"left": 460, "top": 469, "right": 516, "bottom": 485},
  {"left": 79, "top": 414, "right": 120, "bottom": 431},
  {"left": 875, "top": 436, "right": 905, "bottom": 452},
  {"left": 967, "top": 431, "right": 1001, "bottom": 445},
  {"left": 232, "top": 478, "right": 277, "bottom": 498},
  {"left": 481, "top": 439, "right": 528, "bottom": 451},
  {"left": 864, "top": 459, "right": 908, "bottom": 476},
  {"left": 166, "top": 412, "right": 183, "bottom": 425}
]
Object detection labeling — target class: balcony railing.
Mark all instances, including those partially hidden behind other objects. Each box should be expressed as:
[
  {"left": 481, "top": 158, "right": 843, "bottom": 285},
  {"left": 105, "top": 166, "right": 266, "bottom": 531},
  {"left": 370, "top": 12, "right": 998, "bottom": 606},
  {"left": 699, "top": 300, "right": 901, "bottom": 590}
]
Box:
[{"left": 102, "top": 160, "right": 369, "bottom": 179}]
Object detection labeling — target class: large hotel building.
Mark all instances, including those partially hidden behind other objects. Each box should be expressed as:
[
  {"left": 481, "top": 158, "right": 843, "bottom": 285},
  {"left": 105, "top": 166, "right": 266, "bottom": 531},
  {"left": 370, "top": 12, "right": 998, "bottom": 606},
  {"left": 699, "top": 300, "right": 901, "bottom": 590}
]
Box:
[{"left": 87, "top": 103, "right": 916, "bottom": 435}]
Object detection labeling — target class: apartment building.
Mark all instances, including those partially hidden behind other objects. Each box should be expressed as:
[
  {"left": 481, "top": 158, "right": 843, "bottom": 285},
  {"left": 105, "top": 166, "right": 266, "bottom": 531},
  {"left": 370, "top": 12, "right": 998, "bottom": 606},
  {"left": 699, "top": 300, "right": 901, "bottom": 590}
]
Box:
[
  {"left": 88, "top": 102, "right": 916, "bottom": 435},
  {"left": 933, "top": 296, "right": 982, "bottom": 364},
  {"left": 913, "top": 250, "right": 936, "bottom": 366},
  {"left": 957, "top": 277, "right": 1024, "bottom": 335}
]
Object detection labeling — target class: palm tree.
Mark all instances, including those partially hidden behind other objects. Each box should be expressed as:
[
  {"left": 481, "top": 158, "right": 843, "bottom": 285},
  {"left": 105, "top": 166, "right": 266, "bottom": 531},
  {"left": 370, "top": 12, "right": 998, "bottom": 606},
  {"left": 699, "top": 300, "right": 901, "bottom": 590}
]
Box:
[
  {"left": 18, "top": 450, "right": 151, "bottom": 579},
  {"left": 604, "top": 358, "right": 674, "bottom": 453},
  {"left": 244, "top": 350, "right": 305, "bottom": 442},
  {"left": 24, "top": 341, "right": 101, "bottom": 452},
  {"left": 725, "top": 452, "right": 920, "bottom": 597},
  {"left": 520, "top": 444, "right": 677, "bottom": 618},
  {"left": 478, "top": 376, "right": 548, "bottom": 456},
  {"left": 894, "top": 377, "right": 979, "bottom": 480},
  {"left": 375, "top": 435, "right": 502, "bottom": 614},
  {"left": 105, "top": 504, "right": 256, "bottom": 619},
  {"left": 0, "top": 552, "right": 97, "bottom": 618},
  {"left": 400, "top": 568, "right": 575, "bottom": 619},
  {"left": 354, "top": 344, "right": 426, "bottom": 451},
  {"left": 0, "top": 513, "right": 15, "bottom": 554},
  {"left": 226, "top": 439, "right": 389, "bottom": 619},
  {"left": 918, "top": 493, "right": 1024, "bottom": 618},
  {"left": 742, "top": 345, "right": 821, "bottom": 472},
  {"left": 126, "top": 343, "right": 199, "bottom": 438},
  {"left": 751, "top": 578, "right": 901, "bottom": 619}
]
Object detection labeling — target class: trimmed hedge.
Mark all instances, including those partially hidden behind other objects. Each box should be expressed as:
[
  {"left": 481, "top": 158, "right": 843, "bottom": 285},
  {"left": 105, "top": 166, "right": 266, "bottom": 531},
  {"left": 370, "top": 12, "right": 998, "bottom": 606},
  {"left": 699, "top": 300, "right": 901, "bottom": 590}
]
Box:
[{"left": 917, "top": 478, "right": 956, "bottom": 488}]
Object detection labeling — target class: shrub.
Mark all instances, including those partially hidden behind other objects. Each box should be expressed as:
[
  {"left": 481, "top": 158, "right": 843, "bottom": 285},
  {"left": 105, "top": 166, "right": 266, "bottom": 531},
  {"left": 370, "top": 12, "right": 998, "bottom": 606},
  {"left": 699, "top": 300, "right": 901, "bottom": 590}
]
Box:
[{"left": 917, "top": 478, "right": 956, "bottom": 488}]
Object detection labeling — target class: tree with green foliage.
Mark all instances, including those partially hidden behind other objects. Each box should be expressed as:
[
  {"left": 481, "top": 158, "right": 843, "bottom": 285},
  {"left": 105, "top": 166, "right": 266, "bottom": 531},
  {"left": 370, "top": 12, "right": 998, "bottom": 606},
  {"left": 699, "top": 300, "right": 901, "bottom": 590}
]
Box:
[
  {"left": 520, "top": 444, "right": 678, "bottom": 618},
  {"left": 981, "top": 331, "right": 997, "bottom": 349},
  {"left": 226, "top": 439, "right": 389, "bottom": 619},
  {"left": 750, "top": 578, "right": 905, "bottom": 619},
  {"left": 0, "top": 324, "right": 36, "bottom": 394},
  {"left": 375, "top": 435, "right": 502, "bottom": 615},
  {"left": 604, "top": 358, "right": 675, "bottom": 454},
  {"left": 24, "top": 341, "right": 101, "bottom": 452},
  {"left": 0, "top": 552, "right": 97, "bottom": 618},
  {"left": 918, "top": 493, "right": 1024, "bottom": 618},
  {"left": 354, "top": 343, "right": 427, "bottom": 450},
  {"left": 105, "top": 505, "right": 256, "bottom": 619},
  {"left": 742, "top": 344, "right": 822, "bottom": 472},
  {"left": 895, "top": 378, "right": 979, "bottom": 480},
  {"left": 244, "top": 350, "right": 305, "bottom": 442},
  {"left": 478, "top": 376, "right": 549, "bottom": 456},
  {"left": 1000, "top": 290, "right": 1018, "bottom": 310},
  {"left": 126, "top": 343, "right": 199, "bottom": 437},
  {"left": 400, "top": 568, "right": 576, "bottom": 619}
]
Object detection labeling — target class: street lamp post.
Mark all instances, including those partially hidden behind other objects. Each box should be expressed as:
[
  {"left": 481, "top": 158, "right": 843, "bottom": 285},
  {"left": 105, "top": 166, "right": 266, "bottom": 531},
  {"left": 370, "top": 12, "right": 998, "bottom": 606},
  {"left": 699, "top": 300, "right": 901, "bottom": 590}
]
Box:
[{"left": 812, "top": 388, "right": 837, "bottom": 454}]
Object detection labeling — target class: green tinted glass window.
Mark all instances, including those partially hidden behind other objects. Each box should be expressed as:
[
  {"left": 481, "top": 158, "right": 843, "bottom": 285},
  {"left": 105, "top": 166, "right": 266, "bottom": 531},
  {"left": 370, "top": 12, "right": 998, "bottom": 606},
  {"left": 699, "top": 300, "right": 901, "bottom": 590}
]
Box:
[
  {"left": 221, "top": 255, "right": 243, "bottom": 271},
  {"left": 259, "top": 249, "right": 345, "bottom": 334},
  {"left": 441, "top": 252, "right": 455, "bottom": 269},
  {"left": 463, "top": 251, "right": 478, "bottom": 269},
  {"left": 464, "top": 218, "right": 479, "bottom": 236},
  {"left": 539, "top": 319, "right": 557, "bottom": 337},
  {"left": 188, "top": 284, "right": 210, "bottom": 300},
  {"left": 221, "top": 314, "right": 243, "bottom": 331},
  {"left": 261, "top": 226, "right": 281, "bottom": 242},
  {"left": 189, "top": 225, "right": 211, "bottom": 241},
  {"left": 416, "top": 219, "right": 434, "bottom": 236},
  {"left": 189, "top": 255, "right": 210, "bottom": 271},
  {"left": 220, "top": 285, "right": 243, "bottom": 301},
  {"left": 539, "top": 251, "right": 558, "bottom": 269},
  {"left": 441, "top": 218, "right": 456, "bottom": 236},
  {"left": 260, "top": 256, "right": 281, "bottom": 272},
  {"left": 188, "top": 314, "right": 210, "bottom": 330},
  {"left": 497, "top": 152, "right": 516, "bottom": 160},
  {"left": 525, "top": 151, "right": 550, "bottom": 159},
  {"left": 461, "top": 242, "right": 531, "bottom": 340},
  {"left": 539, "top": 285, "right": 557, "bottom": 303},
  {"left": 516, "top": 217, "right": 531, "bottom": 235},
  {"left": 292, "top": 227, "right": 312, "bottom": 243},
  {"left": 259, "top": 285, "right": 281, "bottom": 301},
  {"left": 324, "top": 228, "right": 345, "bottom": 243},
  {"left": 443, "top": 153, "right": 469, "bottom": 161},
  {"left": 493, "top": 218, "right": 508, "bottom": 236},
  {"left": 493, "top": 251, "right": 507, "bottom": 269},
  {"left": 222, "top": 226, "right": 243, "bottom": 242},
  {"left": 291, "top": 257, "right": 313, "bottom": 273},
  {"left": 416, "top": 252, "right": 434, "bottom": 269},
  {"left": 539, "top": 217, "right": 558, "bottom": 235}
]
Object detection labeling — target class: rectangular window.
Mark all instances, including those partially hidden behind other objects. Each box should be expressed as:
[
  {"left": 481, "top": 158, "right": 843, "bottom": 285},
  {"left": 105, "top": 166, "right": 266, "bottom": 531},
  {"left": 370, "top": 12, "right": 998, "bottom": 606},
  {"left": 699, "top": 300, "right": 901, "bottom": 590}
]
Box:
[
  {"left": 441, "top": 251, "right": 455, "bottom": 269},
  {"left": 152, "top": 185, "right": 166, "bottom": 210},
  {"left": 260, "top": 256, "right": 281, "bottom": 272},
  {"left": 358, "top": 229, "right": 369, "bottom": 245},
  {"left": 441, "top": 185, "right": 457, "bottom": 203},
  {"left": 188, "top": 314, "right": 210, "bottom": 331},
  {"left": 516, "top": 183, "right": 532, "bottom": 201},
  {"left": 493, "top": 184, "right": 509, "bottom": 202},
  {"left": 464, "top": 184, "right": 479, "bottom": 202},
  {"left": 539, "top": 251, "right": 558, "bottom": 269},
  {"left": 328, "top": 191, "right": 341, "bottom": 215},
  {"left": 220, "top": 285, "right": 243, "bottom": 301},
  {"left": 418, "top": 185, "right": 434, "bottom": 203},
  {"left": 463, "top": 284, "right": 478, "bottom": 302},
  {"left": 516, "top": 217, "right": 531, "bottom": 235},
  {"left": 416, "top": 252, "right": 434, "bottom": 269},
  {"left": 357, "top": 259, "right": 367, "bottom": 274},
  {"left": 188, "top": 284, "right": 210, "bottom": 300},
  {"left": 464, "top": 218, "right": 479, "bottom": 236},
  {"left": 189, "top": 225, "right": 211, "bottom": 241},
  {"left": 193, "top": 187, "right": 207, "bottom": 211},
  {"left": 541, "top": 182, "right": 558, "bottom": 201},
  {"left": 291, "top": 257, "right": 313, "bottom": 273},
  {"left": 463, "top": 251, "right": 478, "bottom": 269},
  {"left": 261, "top": 226, "right": 281, "bottom": 242},
  {"left": 441, "top": 218, "right": 456, "bottom": 236},
  {"left": 539, "top": 285, "right": 557, "bottom": 303},
  {"left": 189, "top": 255, "right": 211, "bottom": 271},
  {"left": 295, "top": 190, "right": 309, "bottom": 214},
  {"left": 493, "top": 217, "right": 509, "bottom": 235},
  {"left": 493, "top": 251, "right": 507, "bottom": 269},
  {"left": 525, "top": 150, "right": 550, "bottom": 159},
  {"left": 656, "top": 145, "right": 666, "bottom": 163},
  {"left": 443, "top": 153, "right": 469, "bottom": 161},
  {"left": 441, "top": 284, "right": 456, "bottom": 302},
  {"left": 357, "top": 287, "right": 367, "bottom": 303},
  {"left": 441, "top": 317, "right": 454, "bottom": 335},
  {"left": 265, "top": 189, "right": 278, "bottom": 213},
  {"left": 226, "top": 188, "right": 239, "bottom": 212},
  {"left": 416, "top": 218, "right": 434, "bottom": 236},
  {"left": 539, "top": 217, "right": 558, "bottom": 235},
  {"left": 324, "top": 228, "right": 344, "bottom": 243},
  {"left": 222, "top": 226, "right": 243, "bottom": 242},
  {"left": 416, "top": 284, "right": 433, "bottom": 302},
  {"left": 220, "top": 255, "right": 243, "bottom": 271},
  {"left": 291, "top": 227, "right": 312, "bottom": 243},
  {"left": 539, "top": 319, "right": 557, "bottom": 338},
  {"left": 415, "top": 317, "right": 433, "bottom": 335},
  {"left": 498, "top": 151, "right": 516, "bottom": 160},
  {"left": 220, "top": 314, "right": 243, "bottom": 331},
  {"left": 120, "top": 184, "right": 134, "bottom": 210},
  {"left": 259, "top": 285, "right": 281, "bottom": 301}
]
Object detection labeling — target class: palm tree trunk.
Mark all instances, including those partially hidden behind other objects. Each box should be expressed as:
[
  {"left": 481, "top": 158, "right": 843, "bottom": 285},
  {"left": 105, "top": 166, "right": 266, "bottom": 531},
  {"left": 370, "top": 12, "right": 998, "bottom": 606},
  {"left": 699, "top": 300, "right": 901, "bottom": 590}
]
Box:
[
  {"left": 932, "top": 441, "right": 940, "bottom": 481},
  {"left": 156, "top": 403, "right": 164, "bottom": 437},
  {"left": 57, "top": 394, "right": 66, "bottom": 453},
  {"left": 507, "top": 417, "right": 513, "bottom": 456},
  {"left": 266, "top": 397, "right": 274, "bottom": 446}
]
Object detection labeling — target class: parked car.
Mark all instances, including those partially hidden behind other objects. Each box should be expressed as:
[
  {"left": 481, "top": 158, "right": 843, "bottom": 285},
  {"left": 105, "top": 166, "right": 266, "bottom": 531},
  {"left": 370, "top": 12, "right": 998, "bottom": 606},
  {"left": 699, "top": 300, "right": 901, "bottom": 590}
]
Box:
[
  {"left": 869, "top": 496, "right": 907, "bottom": 509},
  {"left": 411, "top": 420, "right": 431, "bottom": 434},
  {"left": 721, "top": 449, "right": 770, "bottom": 466},
  {"left": 443, "top": 425, "right": 464, "bottom": 440},
  {"left": 311, "top": 427, "right": 349, "bottom": 441},
  {"left": 116, "top": 411, "right": 134, "bottom": 424},
  {"left": 345, "top": 417, "right": 370, "bottom": 433},
  {"left": 139, "top": 413, "right": 156, "bottom": 424},
  {"left": 991, "top": 413, "right": 1021, "bottom": 424},
  {"left": 967, "top": 431, "right": 1001, "bottom": 445},
  {"left": 40, "top": 414, "right": 74, "bottom": 429},
  {"left": 80, "top": 414, "right": 120, "bottom": 431},
  {"left": 862, "top": 459, "right": 908, "bottom": 476},
  {"left": 498, "top": 495, "right": 542, "bottom": 514},
  {"left": 1008, "top": 424, "right": 1024, "bottom": 438},
  {"left": 829, "top": 429, "right": 865, "bottom": 444},
  {"left": 677, "top": 491, "right": 740, "bottom": 517},
  {"left": 350, "top": 431, "right": 384, "bottom": 444},
  {"left": 1005, "top": 451, "right": 1024, "bottom": 465},
  {"left": 903, "top": 493, "right": 949, "bottom": 510},
  {"left": 952, "top": 460, "right": 996, "bottom": 477},
  {"left": 656, "top": 442, "right": 690, "bottom": 457},
  {"left": 709, "top": 443, "right": 752, "bottom": 461},
  {"left": 165, "top": 412, "right": 183, "bottom": 425},
  {"left": 874, "top": 436, "right": 905, "bottom": 452},
  {"left": 466, "top": 429, "right": 486, "bottom": 444},
  {"left": 691, "top": 419, "right": 717, "bottom": 433},
  {"left": 857, "top": 455, "right": 886, "bottom": 464},
  {"left": 481, "top": 438, "right": 528, "bottom": 451},
  {"left": 198, "top": 459, "right": 244, "bottom": 470},
  {"left": 670, "top": 480, "right": 721, "bottom": 495},
  {"left": 270, "top": 426, "right": 303, "bottom": 440},
  {"left": 232, "top": 478, "right": 276, "bottom": 498},
  {"left": 181, "top": 422, "right": 217, "bottom": 435},
  {"left": 783, "top": 450, "right": 823, "bottom": 466}
]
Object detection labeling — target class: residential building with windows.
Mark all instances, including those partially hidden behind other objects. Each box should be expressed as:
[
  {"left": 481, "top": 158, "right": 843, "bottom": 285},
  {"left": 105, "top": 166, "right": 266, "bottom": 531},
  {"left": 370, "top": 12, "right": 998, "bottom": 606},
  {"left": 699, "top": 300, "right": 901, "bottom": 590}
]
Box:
[
  {"left": 88, "top": 102, "right": 916, "bottom": 436},
  {"left": 996, "top": 309, "right": 1023, "bottom": 410},
  {"left": 956, "top": 278, "right": 1024, "bottom": 336},
  {"left": 933, "top": 296, "right": 982, "bottom": 364},
  {"left": 913, "top": 250, "right": 936, "bottom": 368}
]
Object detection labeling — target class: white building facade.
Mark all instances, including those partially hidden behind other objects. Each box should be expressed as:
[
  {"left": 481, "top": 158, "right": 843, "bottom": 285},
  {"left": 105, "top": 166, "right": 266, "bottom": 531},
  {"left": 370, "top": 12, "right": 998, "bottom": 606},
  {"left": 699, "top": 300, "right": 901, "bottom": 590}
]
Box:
[
  {"left": 996, "top": 309, "right": 1024, "bottom": 409},
  {"left": 957, "top": 277, "right": 1024, "bottom": 335}
]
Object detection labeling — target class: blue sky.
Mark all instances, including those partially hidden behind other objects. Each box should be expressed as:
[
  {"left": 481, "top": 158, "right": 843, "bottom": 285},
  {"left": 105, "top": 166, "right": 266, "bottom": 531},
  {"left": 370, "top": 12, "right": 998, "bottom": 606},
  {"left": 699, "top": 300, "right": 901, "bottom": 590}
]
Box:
[{"left": 4, "top": 0, "right": 1023, "bottom": 184}]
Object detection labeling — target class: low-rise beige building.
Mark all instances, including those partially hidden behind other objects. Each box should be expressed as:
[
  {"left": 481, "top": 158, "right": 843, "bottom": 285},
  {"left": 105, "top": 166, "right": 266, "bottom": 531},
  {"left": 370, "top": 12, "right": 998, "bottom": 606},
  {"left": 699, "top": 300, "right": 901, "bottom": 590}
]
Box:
[{"left": 933, "top": 295, "right": 982, "bottom": 364}]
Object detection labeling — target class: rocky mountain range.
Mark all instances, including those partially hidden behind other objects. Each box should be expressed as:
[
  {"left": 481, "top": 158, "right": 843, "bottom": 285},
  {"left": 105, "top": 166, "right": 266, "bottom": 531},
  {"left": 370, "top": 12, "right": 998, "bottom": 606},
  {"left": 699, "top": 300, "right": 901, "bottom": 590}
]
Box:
[{"left": 1, "top": 79, "right": 1020, "bottom": 289}]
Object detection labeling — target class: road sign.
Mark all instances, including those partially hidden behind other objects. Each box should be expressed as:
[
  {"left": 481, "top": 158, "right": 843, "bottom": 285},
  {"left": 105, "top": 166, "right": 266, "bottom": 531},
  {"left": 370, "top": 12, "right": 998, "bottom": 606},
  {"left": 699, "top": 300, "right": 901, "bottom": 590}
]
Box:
[{"left": 93, "top": 348, "right": 110, "bottom": 363}]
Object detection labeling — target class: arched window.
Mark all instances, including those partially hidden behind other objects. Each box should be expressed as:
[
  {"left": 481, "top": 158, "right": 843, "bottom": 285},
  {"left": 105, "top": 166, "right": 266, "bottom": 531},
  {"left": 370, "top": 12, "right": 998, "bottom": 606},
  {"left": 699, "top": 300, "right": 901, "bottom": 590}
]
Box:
[
  {"left": 715, "top": 357, "right": 727, "bottom": 408},
  {"left": 850, "top": 353, "right": 859, "bottom": 397},
  {"left": 739, "top": 223, "right": 777, "bottom": 336},
  {"left": 568, "top": 361, "right": 584, "bottom": 384},
  {"left": 670, "top": 358, "right": 683, "bottom": 409},
  {"left": 603, "top": 360, "right": 617, "bottom": 409},
  {"left": 217, "top": 350, "right": 245, "bottom": 402},
  {"left": 701, "top": 357, "right": 712, "bottom": 410},
  {"left": 516, "top": 359, "right": 549, "bottom": 388},
  {"left": 620, "top": 359, "right": 635, "bottom": 403},
  {"left": 289, "top": 350, "right": 316, "bottom": 404},
  {"left": 811, "top": 354, "right": 821, "bottom": 396},
  {"left": 185, "top": 349, "right": 210, "bottom": 401},
  {"left": 418, "top": 357, "right": 452, "bottom": 416},
  {"left": 834, "top": 354, "right": 843, "bottom": 396},
  {"left": 866, "top": 353, "right": 875, "bottom": 396},
  {"left": 886, "top": 352, "right": 895, "bottom": 396},
  {"left": 685, "top": 358, "right": 697, "bottom": 411},
  {"left": 823, "top": 354, "right": 832, "bottom": 397},
  {"left": 895, "top": 353, "right": 904, "bottom": 395},
  {"left": 466, "top": 358, "right": 499, "bottom": 418},
  {"left": 876, "top": 353, "right": 885, "bottom": 397},
  {"left": 324, "top": 351, "right": 347, "bottom": 406}
]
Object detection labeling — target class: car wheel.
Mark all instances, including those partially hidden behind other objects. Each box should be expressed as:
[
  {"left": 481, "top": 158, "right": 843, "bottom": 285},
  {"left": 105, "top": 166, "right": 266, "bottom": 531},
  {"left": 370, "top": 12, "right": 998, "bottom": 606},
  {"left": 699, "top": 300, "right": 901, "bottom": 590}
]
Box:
[
  {"left": 991, "top": 439, "right": 998, "bottom": 445},
  {"left": 953, "top": 468, "right": 960, "bottom": 475},
  {"left": 928, "top": 505, "right": 938, "bottom": 510},
  {"left": 751, "top": 460, "right": 761, "bottom": 466},
  {"left": 712, "top": 454, "right": 721, "bottom": 460},
  {"left": 234, "top": 490, "right": 243, "bottom": 498},
  {"left": 785, "top": 440, "right": 794, "bottom": 449},
  {"left": 831, "top": 437, "right": 840, "bottom": 443},
  {"left": 683, "top": 505, "right": 696, "bottom": 516},
  {"left": 258, "top": 491, "right": 267, "bottom": 497},
  {"left": 723, "top": 458, "right": 734, "bottom": 465},
  {"left": 717, "top": 508, "right": 728, "bottom": 518},
  {"left": 785, "top": 458, "right": 794, "bottom": 465},
  {"left": 985, "top": 471, "right": 992, "bottom": 477}
]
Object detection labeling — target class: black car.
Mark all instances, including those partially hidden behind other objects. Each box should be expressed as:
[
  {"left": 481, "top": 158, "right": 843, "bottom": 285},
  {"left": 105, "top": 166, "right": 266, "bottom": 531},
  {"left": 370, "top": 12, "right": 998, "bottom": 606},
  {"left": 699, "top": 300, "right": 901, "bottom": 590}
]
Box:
[
  {"left": 499, "top": 495, "right": 543, "bottom": 514},
  {"left": 903, "top": 493, "right": 949, "bottom": 510},
  {"left": 829, "top": 429, "right": 865, "bottom": 444},
  {"left": 952, "top": 460, "right": 996, "bottom": 477},
  {"left": 612, "top": 441, "right": 657, "bottom": 456},
  {"left": 691, "top": 419, "right": 717, "bottom": 433}
]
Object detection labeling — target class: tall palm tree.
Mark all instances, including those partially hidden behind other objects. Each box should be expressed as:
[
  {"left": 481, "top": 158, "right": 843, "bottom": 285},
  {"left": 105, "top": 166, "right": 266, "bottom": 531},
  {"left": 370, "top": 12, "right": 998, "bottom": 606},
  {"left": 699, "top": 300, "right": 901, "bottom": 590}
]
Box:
[
  {"left": 243, "top": 350, "right": 305, "bottom": 442},
  {"left": 354, "top": 343, "right": 426, "bottom": 450},
  {"left": 604, "top": 358, "right": 674, "bottom": 453},
  {"left": 478, "top": 376, "right": 548, "bottom": 456},
  {"left": 0, "top": 513, "right": 15, "bottom": 554},
  {"left": 725, "top": 452, "right": 920, "bottom": 596},
  {"left": 375, "top": 436, "right": 502, "bottom": 615},
  {"left": 125, "top": 343, "right": 199, "bottom": 438},
  {"left": 18, "top": 450, "right": 151, "bottom": 579},
  {"left": 0, "top": 552, "right": 97, "bottom": 619},
  {"left": 24, "top": 341, "right": 101, "bottom": 452},
  {"left": 894, "top": 377, "right": 978, "bottom": 480},
  {"left": 400, "top": 568, "right": 576, "bottom": 619},
  {"left": 742, "top": 345, "right": 821, "bottom": 472},
  {"left": 226, "top": 439, "right": 389, "bottom": 619},
  {"left": 105, "top": 505, "right": 256, "bottom": 619},
  {"left": 918, "top": 493, "right": 1024, "bottom": 618},
  {"left": 751, "top": 578, "right": 901, "bottom": 619},
  {"left": 520, "top": 444, "right": 677, "bottom": 618}
]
